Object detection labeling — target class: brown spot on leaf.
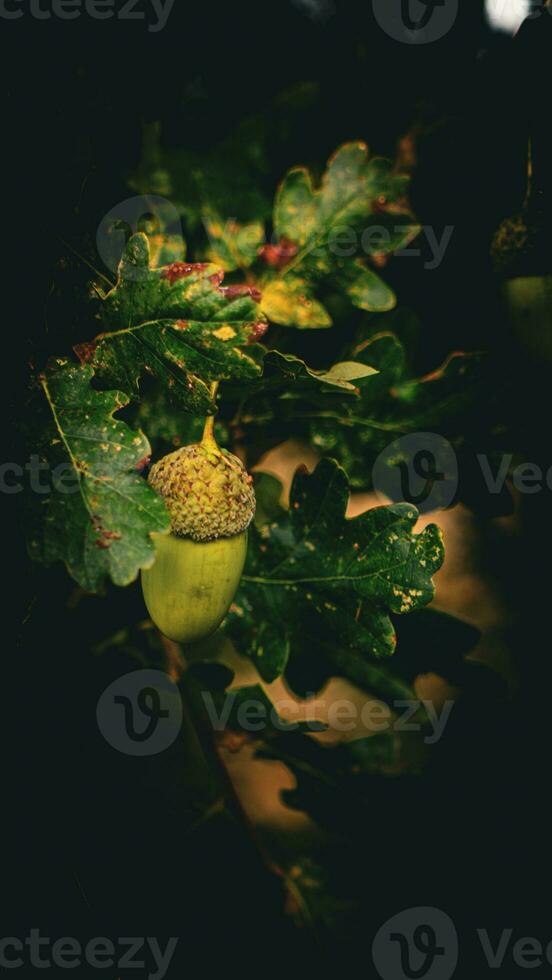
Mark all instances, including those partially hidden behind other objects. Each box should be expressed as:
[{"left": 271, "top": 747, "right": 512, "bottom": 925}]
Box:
[
  {"left": 161, "top": 262, "right": 210, "bottom": 285},
  {"left": 259, "top": 237, "right": 298, "bottom": 270},
  {"left": 219, "top": 284, "right": 262, "bottom": 303},
  {"left": 208, "top": 270, "right": 225, "bottom": 287},
  {"left": 248, "top": 321, "right": 268, "bottom": 343},
  {"left": 74, "top": 340, "right": 98, "bottom": 364},
  {"left": 91, "top": 514, "right": 122, "bottom": 549}
]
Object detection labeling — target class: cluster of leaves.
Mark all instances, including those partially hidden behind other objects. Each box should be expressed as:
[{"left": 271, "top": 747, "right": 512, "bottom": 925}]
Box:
[
  {"left": 27, "top": 221, "right": 394, "bottom": 590},
  {"left": 25, "top": 137, "right": 490, "bottom": 855},
  {"left": 122, "top": 126, "right": 495, "bottom": 484},
  {"left": 226, "top": 322, "right": 491, "bottom": 495},
  {"left": 133, "top": 129, "right": 419, "bottom": 327},
  {"left": 25, "top": 233, "right": 271, "bottom": 591}
]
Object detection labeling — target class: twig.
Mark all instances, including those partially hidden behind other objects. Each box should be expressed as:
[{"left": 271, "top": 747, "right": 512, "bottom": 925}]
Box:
[{"left": 158, "top": 634, "right": 284, "bottom": 879}]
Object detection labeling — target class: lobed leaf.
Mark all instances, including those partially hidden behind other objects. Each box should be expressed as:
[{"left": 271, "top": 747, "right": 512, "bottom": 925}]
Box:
[
  {"left": 224, "top": 459, "right": 444, "bottom": 682},
  {"left": 77, "top": 234, "right": 266, "bottom": 413},
  {"left": 263, "top": 143, "right": 419, "bottom": 325},
  {"left": 26, "top": 359, "right": 170, "bottom": 592}
]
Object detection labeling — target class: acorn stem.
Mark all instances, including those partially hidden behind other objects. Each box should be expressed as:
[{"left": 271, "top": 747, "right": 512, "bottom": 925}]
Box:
[{"left": 201, "top": 381, "right": 220, "bottom": 451}]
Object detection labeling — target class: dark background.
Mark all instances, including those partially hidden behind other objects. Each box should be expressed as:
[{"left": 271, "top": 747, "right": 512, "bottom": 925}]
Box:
[{"left": 3, "top": 2, "right": 552, "bottom": 976}]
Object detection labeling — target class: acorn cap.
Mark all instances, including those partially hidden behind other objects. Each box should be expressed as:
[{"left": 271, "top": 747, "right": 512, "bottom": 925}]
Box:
[{"left": 148, "top": 443, "right": 255, "bottom": 542}]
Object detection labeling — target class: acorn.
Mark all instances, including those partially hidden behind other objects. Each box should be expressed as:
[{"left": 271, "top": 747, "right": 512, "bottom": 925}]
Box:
[
  {"left": 141, "top": 424, "right": 255, "bottom": 644},
  {"left": 491, "top": 138, "right": 552, "bottom": 364}
]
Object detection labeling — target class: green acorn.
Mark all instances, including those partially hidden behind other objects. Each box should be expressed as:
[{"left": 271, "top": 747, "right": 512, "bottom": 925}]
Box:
[
  {"left": 142, "top": 422, "right": 255, "bottom": 643},
  {"left": 491, "top": 139, "right": 552, "bottom": 363}
]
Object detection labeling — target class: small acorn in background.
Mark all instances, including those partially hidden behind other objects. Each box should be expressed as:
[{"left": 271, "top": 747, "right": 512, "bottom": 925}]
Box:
[
  {"left": 142, "top": 421, "right": 255, "bottom": 644},
  {"left": 491, "top": 137, "right": 552, "bottom": 364}
]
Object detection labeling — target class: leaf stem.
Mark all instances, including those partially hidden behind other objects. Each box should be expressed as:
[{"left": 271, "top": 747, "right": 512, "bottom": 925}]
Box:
[
  {"left": 240, "top": 409, "right": 407, "bottom": 433},
  {"left": 201, "top": 381, "right": 220, "bottom": 450}
]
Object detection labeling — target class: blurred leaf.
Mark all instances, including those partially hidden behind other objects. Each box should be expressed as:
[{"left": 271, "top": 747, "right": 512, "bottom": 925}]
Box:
[
  {"left": 129, "top": 121, "right": 271, "bottom": 230},
  {"left": 335, "top": 259, "right": 395, "bottom": 313},
  {"left": 186, "top": 662, "right": 326, "bottom": 737},
  {"left": 252, "top": 471, "right": 287, "bottom": 527},
  {"left": 129, "top": 84, "right": 322, "bottom": 234},
  {"left": 281, "top": 858, "right": 357, "bottom": 937},
  {"left": 391, "top": 607, "right": 481, "bottom": 685},
  {"left": 148, "top": 232, "right": 187, "bottom": 266},
  {"left": 257, "top": 730, "right": 414, "bottom": 829},
  {"left": 261, "top": 278, "right": 332, "bottom": 329},
  {"left": 260, "top": 143, "right": 418, "bottom": 325},
  {"left": 204, "top": 217, "right": 265, "bottom": 272}
]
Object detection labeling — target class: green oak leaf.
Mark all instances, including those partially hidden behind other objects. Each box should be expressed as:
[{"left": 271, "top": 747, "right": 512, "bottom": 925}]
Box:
[
  {"left": 224, "top": 459, "right": 444, "bottom": 682},
  {"left": 284, "top": 605, "right": 479, "bottom": 705},
  {"left": 25, "top": 359, "right": 170, "bottom": 592},
  {"left": 76, "top": 233, "right": 266, "bottom": 414},
  {"left": 237, "top": 326, "right": 485, "bottom": 491},
  {"left": 262, "top": 143, "right": 419, "bottom": 325},
  {"left": 223, "top": 351, "right": 381, "bottom": 463},
  {"left": 204, "top": 217, "right": 265, "bottom": 272},
  {"left": 274, "top": 149, "right": 403, "bottom": 245},
  {"left": 307, "top": 332, "right": 486, "bottom": 486},
  {"left": 334, "top": 259, "right": 396, "bottom": 313},
  {"left": 260, "top": 277, "right": 332, "bottom": 329},
  {"left": 262, "top": 350, "right": 378, "bottom": 393},
  {"left": 284, "top": 629, "right": 417, "bottom": 708}
]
